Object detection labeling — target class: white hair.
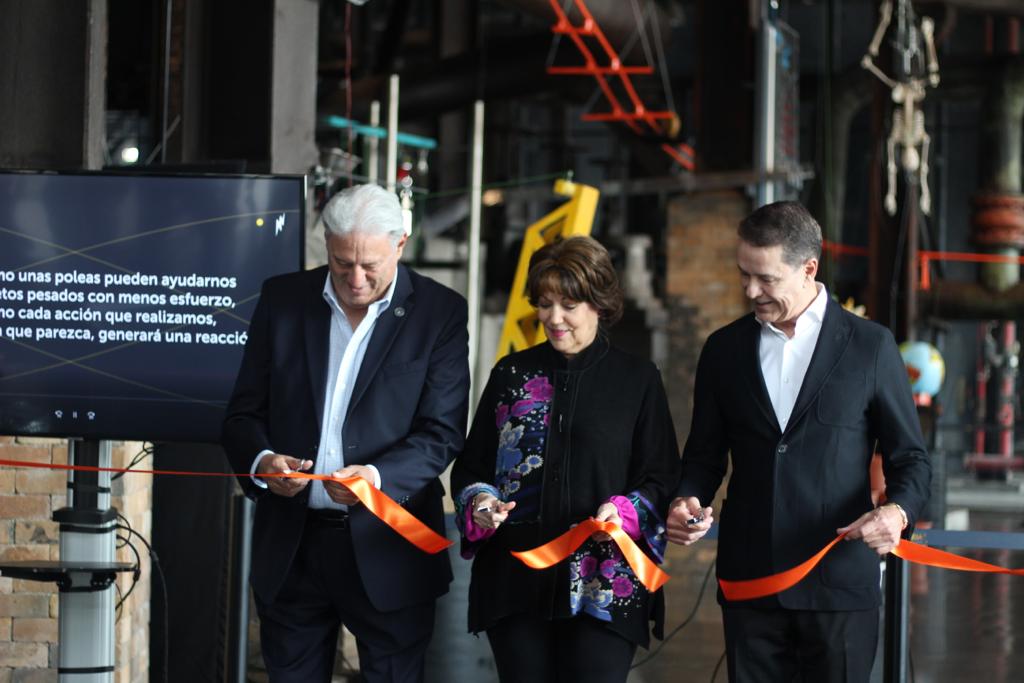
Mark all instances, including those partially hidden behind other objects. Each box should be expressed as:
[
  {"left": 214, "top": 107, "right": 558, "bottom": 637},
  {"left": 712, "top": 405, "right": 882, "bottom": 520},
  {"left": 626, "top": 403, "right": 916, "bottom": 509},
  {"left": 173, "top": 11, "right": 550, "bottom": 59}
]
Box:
[{"left": 321, "top": 184, "right": 404, "bottom": 245}]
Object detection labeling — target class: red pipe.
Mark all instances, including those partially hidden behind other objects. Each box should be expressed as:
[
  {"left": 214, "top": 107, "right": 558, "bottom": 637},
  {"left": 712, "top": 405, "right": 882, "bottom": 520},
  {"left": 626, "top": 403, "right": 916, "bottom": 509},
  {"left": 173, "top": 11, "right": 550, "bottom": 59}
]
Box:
[
  {"left": 974, "top": 324, "right": 988, "bottom": 457},
  {"left": 996, "top": 322, "right": 1016, "bottom": 461}
]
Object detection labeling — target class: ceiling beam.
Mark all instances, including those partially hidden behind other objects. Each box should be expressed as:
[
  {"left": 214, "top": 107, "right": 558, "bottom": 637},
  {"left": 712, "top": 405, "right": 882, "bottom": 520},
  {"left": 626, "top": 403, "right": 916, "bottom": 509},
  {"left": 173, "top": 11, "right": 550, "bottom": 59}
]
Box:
[{"left": 920, "top": 0, "right": 1024, "bottom": 15}]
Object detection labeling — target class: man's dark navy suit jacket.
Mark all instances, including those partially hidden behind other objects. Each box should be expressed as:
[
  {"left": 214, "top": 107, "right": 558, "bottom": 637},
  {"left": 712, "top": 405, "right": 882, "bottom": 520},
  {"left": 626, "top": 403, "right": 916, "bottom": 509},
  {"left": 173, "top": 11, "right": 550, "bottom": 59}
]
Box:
[{"left": 223, "top": 264, "right": 470, "bottom": 612}]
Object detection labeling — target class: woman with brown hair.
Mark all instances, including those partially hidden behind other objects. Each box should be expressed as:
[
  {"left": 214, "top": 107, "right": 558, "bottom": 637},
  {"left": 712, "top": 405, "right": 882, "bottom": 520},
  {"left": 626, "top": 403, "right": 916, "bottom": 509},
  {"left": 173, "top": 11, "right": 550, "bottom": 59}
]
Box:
[{"left": 451, "top": 235, "right": 680, "bottom": 682}]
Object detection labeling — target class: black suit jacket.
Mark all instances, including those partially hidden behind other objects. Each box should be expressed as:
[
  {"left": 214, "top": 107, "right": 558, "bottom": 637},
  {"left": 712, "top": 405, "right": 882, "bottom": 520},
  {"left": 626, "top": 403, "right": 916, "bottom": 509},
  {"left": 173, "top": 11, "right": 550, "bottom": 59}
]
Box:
[
  {"left": 679, "top": 297, "right": 931, "bottom": 610},
  {"left": 222, "top": 264, "right": 469, "bottom": 611}
]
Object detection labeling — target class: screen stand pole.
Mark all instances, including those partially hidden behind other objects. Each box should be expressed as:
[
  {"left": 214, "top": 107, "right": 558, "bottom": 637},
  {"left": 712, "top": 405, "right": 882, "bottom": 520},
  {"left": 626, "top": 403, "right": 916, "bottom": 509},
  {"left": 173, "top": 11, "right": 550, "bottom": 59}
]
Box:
[
  {"left": 54, "top": 438, "right": 119, "bottom": 682},
  {"left": 226, "top": 493, "right": 254, "bottom": 683},
  {"left": 883, "top": 554, "right": 910, "bottom": 682}
]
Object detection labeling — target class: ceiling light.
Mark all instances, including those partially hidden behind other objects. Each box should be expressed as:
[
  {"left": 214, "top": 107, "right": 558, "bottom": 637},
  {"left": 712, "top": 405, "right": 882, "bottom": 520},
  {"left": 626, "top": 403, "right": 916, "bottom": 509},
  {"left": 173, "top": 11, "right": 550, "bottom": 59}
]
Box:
[{"left": 120, "top": 146, "right": 139, "bottom": 164}]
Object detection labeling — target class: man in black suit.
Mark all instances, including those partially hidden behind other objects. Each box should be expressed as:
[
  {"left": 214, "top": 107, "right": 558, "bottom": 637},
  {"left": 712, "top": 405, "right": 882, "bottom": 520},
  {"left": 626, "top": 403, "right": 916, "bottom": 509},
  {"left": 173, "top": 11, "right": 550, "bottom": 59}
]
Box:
[
  {"left": 667, "top": 201, "right": 930, "bottom": 682},
  {"left": 222, "top": 183, "right": 470, "bottom": 682}
]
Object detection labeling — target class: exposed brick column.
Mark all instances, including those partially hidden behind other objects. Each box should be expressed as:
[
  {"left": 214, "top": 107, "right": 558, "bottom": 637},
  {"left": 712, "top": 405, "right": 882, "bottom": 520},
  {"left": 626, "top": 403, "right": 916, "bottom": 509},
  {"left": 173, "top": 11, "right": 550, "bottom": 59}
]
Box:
[
  {"left": 0, "top": 438, "right": 151, "bottom": 682},
  {"left": 0, "top": 437, "right": 66, "bottom": 678},
  {"left": 664, "top": 191, "right": 750, "bottom": 449},
  {"left": 111, "top": 443, "right": 152, "bottom": 683}
]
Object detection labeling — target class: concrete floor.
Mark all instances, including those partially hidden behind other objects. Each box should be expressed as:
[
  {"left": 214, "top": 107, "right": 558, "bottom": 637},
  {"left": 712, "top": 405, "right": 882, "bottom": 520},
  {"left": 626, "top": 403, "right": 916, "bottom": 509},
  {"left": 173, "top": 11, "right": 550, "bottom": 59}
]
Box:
[
  {"left": 424, "top": 508, "right": 1024, "bottom": 683},
  {"left": 904, "top": 509, "right": 1024, "bottom": 683}
]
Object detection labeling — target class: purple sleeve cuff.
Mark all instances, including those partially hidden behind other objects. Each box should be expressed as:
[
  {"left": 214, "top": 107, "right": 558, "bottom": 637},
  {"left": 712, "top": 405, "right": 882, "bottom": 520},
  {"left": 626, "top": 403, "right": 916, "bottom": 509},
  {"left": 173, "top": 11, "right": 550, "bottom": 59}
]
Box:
[
  {"left": 609, "top": 495, "right": 641, "bottom": 540},
  {"left": 462, "top": 505, "right": 496, "bottom": 543}
]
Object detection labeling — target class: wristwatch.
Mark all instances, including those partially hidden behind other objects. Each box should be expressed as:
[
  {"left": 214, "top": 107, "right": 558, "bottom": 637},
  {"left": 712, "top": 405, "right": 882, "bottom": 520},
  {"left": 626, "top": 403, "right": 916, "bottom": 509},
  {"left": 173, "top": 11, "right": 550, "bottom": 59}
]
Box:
[{"left": 883, "top": 502, "right": 909, "bottom": 530}]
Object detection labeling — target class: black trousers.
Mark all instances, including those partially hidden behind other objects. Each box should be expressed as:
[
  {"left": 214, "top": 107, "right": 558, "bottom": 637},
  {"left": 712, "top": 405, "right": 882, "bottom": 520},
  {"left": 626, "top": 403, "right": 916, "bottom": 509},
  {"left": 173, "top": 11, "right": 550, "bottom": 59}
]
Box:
[
  {"left": 722, "top": 605, "right": 879, "bottom": 683},
  {"left": 253, "top": 517, "right": 435, "bottom": 683},
  {"left": 486, "top": 613, "right": 637, "bottom": 683}
]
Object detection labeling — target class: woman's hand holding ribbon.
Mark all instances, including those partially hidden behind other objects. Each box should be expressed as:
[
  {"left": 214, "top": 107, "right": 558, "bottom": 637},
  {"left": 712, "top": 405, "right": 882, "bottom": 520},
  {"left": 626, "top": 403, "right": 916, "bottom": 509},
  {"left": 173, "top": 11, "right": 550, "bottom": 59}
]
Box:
[
  {"left": 592, "top": 502, "right": 622, "bottom": 542},
  {"left": 511, "top": 518, "right": 670, "bottom": 592}
]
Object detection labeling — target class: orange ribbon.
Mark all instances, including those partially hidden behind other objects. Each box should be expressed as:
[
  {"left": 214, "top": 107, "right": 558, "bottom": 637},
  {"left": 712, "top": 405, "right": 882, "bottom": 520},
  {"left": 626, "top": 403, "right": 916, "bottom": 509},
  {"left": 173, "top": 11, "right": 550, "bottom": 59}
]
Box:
[
  {"left": 892, "top": 538, "right": 1024, "bottom": 575},
  {"left": 719, "top": 534, "right": 1024, "bottom": 601},
  {"left": 0, "top": 458, "right": 452, "bottom": 555},
  {"left": 511, "top": 518, "right": 670, "bottom": 592},
  {"left": 718, "top": 534, "right": 847, "bottom": 601},
  {"left": 301, "top": 474, "right": 452, "bottom": 554}
]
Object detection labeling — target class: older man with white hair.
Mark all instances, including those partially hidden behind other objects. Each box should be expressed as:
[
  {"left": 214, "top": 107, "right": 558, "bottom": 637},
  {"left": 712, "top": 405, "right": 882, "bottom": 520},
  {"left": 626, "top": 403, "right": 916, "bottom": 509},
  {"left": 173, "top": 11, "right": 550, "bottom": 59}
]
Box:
[{"left": 223, "top": 184, "right": 470, "bottom": 682}]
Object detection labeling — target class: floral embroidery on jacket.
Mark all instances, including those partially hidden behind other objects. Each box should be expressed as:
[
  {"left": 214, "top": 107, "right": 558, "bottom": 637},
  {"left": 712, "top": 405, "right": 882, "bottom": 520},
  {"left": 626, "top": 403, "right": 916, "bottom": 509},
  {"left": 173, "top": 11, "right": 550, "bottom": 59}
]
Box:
[
  {"left": 453, "top": 371, "right": 554, "bottom": 556},
  {"left": 492, "top": 374, "right": 552, "bottom": 505},
  {"left": 568, "top": 493, "right": 667, "bottom": 622}
]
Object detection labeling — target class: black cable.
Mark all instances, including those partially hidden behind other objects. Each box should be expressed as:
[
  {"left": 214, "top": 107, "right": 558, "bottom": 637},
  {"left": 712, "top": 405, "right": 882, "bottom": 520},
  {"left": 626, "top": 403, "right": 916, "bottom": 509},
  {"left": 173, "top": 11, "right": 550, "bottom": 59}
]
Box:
[
  {"left": 117, "top": 512, "right": 169, "bottom": 683},
  {"left": 631, "top": 557, "right": 716, "bottom": 668},
  {"left": 888, "top": 186, "right": 911, "bottom": 331},
  {"left": 338, "top": 647, "right": 361, "bottom": 678},
  {"left": 113, "top": 579, "right": 124, "bottom": 623},
  {"left": 114, "top": 528, "right": 136, "bottom": 624},
  {"left": 114, "top": 532, "right": 141, "bottom": 611},
  {"left": 112, "top": 442, "right": 157, "bottom": 481},
  {"left": 150, "top": 553, "right": 170, "bottom": 683},
  {"left": 917, "top": 210, "right": 943, "bottom": 281},
  {"left": 710, "top": 650, "right": 726, "bottom": 682}
]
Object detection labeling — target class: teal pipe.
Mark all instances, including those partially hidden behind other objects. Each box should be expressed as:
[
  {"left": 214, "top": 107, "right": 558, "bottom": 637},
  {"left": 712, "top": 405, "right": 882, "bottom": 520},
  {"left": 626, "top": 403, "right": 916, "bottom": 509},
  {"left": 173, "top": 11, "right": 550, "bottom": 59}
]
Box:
[{"left": 320, "top": 115, "right": 438, "bottom": 150}]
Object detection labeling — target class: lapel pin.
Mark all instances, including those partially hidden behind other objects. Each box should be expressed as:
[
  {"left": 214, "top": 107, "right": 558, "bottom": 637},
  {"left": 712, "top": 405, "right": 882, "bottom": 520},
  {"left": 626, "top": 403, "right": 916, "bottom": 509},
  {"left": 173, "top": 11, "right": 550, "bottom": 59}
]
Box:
[{"left": 394, "top": 306, "right": 406, "bottom": 318}]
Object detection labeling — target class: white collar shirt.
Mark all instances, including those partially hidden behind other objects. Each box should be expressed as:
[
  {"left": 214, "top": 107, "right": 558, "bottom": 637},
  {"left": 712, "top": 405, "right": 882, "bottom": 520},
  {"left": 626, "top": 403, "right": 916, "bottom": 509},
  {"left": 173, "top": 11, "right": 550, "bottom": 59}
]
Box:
[
  {"left": 757, "top": 283, "right": 828, "bottom": 432},
  {"left": 308, "top": 268, "right": 399, "bottom": 509}
]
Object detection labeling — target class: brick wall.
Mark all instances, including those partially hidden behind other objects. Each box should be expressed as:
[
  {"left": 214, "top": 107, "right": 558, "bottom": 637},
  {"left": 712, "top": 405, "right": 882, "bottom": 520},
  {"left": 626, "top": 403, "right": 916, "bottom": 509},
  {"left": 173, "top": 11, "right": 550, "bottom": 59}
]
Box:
[
  {"left": 111, "top": 443, "right": 151, "bottom": 683},
  {"left": 0, "top": 438, "right": 151, "bottom": 682},
  {"left": 664, "top": 190, "right": 751, "bottom": 448}
]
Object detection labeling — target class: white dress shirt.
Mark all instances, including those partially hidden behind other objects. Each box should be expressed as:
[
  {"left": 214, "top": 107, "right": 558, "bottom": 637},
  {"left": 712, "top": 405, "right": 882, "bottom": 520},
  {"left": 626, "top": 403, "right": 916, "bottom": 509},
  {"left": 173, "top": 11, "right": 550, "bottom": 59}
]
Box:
[
  {"left": 250, "top": 269, "right": 397, "bottom": 509},
  {"left": 758, "top": 283, "right": 828, "bottom": 431}
]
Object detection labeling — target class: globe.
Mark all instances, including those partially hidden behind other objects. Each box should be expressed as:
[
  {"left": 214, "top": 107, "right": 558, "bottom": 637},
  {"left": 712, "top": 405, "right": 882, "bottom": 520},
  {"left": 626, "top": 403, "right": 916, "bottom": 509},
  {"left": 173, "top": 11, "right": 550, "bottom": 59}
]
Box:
[{"left": 898, "top": 341, "right": 945, "bottom": 398}]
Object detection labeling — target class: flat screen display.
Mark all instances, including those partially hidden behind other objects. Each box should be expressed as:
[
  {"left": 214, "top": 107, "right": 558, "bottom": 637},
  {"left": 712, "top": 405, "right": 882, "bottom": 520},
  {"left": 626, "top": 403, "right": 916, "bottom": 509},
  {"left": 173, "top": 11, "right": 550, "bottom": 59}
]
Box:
[{"left": 0, "top": 171, "right": 305, "bottom": 442}]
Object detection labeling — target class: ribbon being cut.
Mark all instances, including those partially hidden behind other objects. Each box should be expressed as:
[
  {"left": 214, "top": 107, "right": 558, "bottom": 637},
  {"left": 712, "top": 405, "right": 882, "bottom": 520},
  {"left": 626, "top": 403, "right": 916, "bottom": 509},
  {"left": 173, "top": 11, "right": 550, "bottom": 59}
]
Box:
[
  {"left": 1, "top": 457, "right": 665, "bottom": 589},
  {"left": 0, "top": 457, "right": 452, "bottom": 555},
  {"left": 6, "top": 456, "right": 1024, "bottom": 594}
]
